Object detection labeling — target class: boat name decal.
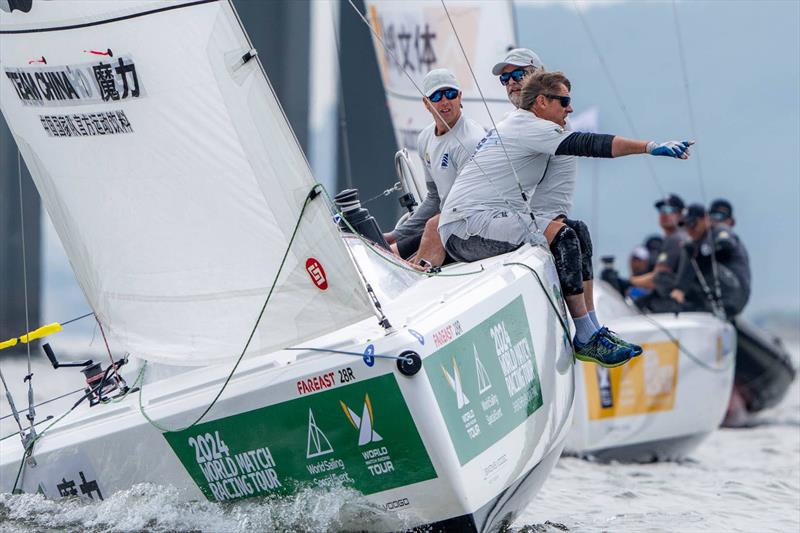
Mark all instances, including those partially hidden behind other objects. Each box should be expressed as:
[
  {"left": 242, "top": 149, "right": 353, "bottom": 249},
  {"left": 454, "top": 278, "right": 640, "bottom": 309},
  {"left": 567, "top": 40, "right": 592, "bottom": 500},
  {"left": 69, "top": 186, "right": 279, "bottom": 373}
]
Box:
[
  {"left": 432, "top": 319, "right": 462, "bottom": 348},
  {"left": 4, "top": 55, "right": 145, "bottom": 108},
  {"left": 305, "top": 257, "right": 328, "bottom": 290},
  {"left": 38, "top": 110, "right": 134, "bottom": 138},
  {"left": 296, "top": 367, "right": 356, "bottom": 396}
]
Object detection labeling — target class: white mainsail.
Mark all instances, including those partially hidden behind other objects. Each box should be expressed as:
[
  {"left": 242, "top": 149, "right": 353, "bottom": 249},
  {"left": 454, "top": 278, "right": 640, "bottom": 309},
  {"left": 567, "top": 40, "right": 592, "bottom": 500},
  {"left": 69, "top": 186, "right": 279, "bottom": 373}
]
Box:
[
  {"left": 364, "top": 0, "right": 517, "bottom": 173},
  {"left": 0, "top": 0, "right": 373, "bottom": 365}
]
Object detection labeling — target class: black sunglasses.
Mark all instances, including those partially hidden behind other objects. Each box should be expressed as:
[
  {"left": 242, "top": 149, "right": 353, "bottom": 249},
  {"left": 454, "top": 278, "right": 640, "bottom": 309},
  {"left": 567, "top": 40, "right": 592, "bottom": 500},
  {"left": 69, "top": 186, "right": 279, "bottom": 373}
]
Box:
[
  {"left": 543, "top": 94, "right": 571, "bottom": 108},
  {"left": 429, "top": 87, "right": 459, "bottom": 103},
  {"left": 499, "top": 68, "right": 529, "bottom": 86},
  {"left": 709, "top": 212, "right": 727, "bottom": 221}
]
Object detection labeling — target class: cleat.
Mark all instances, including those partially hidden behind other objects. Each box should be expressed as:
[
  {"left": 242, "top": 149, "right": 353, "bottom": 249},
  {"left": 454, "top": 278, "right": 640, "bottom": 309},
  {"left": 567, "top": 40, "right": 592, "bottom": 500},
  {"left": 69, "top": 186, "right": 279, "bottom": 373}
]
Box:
[
  {"left": 573, "top": 329, "right": 636, "bottom": 368},
  {"left": 597, "top": 327, "right": 643, "bottom": 357}
]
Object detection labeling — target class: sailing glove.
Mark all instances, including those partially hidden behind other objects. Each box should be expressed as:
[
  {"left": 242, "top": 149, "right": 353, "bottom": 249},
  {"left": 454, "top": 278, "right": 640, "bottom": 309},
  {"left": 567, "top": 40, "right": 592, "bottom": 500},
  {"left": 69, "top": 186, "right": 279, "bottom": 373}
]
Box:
[{"left": 646, "top": 140, "right": 694, "bottom": 158}]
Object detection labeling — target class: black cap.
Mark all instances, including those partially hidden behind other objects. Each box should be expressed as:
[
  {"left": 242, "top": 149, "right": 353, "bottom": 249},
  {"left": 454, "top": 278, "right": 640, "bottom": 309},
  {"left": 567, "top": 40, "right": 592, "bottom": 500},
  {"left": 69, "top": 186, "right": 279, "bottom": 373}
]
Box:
[
  {"left": 681, "top": 203, "right": 707, "bottom": 226},
  {"left": 644, "top": 234, "right": 664, "bottom": 252},
  {"left": 709, "top": 198, "right": 733, "bottom": 219},
  {"left": 654, "top": 194, "right": 685, "bottom": 211}
]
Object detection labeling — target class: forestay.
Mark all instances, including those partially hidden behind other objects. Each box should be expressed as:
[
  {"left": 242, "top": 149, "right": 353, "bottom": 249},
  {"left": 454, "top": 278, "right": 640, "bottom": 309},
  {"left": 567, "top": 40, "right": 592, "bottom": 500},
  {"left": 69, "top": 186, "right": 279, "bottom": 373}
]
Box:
[
  {"left": 0, "top": 0, "right": 373, "bottom": 365},
  {"left": 363, "top": 0, "right": 517, "bottom": 172}
]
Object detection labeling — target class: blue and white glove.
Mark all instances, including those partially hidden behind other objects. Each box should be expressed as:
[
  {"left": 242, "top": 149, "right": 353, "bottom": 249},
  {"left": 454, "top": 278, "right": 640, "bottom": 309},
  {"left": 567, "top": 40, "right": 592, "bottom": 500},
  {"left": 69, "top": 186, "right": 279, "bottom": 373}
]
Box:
[{"left": 646, "top": 140, "right": 694, "bottom": 158}]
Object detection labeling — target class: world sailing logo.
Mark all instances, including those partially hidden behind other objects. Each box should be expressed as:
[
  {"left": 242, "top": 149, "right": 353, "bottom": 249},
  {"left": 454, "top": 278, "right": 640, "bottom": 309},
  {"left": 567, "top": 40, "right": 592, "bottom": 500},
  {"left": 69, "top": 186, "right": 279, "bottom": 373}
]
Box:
[
  {"left": 441, "top": 357, "right": 470, "bottom": 408},
  {"left": 340, "top": 394, "right": 383, "bottom": 446},
  {"left": 306, "top": 409, "right": 334, "bottom": 459},
  {"left": 474, "top": 345, "right": 492, "bottom": 394}
]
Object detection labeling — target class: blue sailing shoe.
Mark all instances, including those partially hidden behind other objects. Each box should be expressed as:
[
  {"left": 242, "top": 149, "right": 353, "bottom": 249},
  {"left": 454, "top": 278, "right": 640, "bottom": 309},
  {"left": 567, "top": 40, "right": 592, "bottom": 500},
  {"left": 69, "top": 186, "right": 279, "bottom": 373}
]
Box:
[
  {"left": 597, "top": 327, "right": 643, "bottom": 357},
  {"left": 573, "top": 329, "right": 636, "bottom": 368}
]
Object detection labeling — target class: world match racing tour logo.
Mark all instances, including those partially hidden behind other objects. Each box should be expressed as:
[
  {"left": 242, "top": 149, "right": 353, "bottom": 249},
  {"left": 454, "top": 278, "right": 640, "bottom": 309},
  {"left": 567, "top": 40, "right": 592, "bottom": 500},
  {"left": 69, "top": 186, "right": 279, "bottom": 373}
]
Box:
[{"left": 4, "top": 49, "right": 145, "bottom": 138}]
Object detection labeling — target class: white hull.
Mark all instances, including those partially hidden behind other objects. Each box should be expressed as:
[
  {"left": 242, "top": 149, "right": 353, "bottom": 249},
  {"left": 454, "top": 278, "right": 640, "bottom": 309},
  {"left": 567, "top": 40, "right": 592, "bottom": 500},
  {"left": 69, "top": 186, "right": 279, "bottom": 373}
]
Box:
[
  {"left": 1, "top": 245, "right": 574, "bottom": 531},
  {"left": 565, "top": 283, "right": 735, "bottom": 462}
]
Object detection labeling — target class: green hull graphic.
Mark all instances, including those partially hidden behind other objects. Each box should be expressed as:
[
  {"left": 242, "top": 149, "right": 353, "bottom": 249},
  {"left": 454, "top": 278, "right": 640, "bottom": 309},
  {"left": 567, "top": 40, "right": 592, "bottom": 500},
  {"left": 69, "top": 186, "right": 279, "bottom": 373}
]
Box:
[
  {"left": 164, "top": 373, "right": 436, "bottom": 501},
  {"left": 427, "top": 296, "right": 544, "bottom": 465}
]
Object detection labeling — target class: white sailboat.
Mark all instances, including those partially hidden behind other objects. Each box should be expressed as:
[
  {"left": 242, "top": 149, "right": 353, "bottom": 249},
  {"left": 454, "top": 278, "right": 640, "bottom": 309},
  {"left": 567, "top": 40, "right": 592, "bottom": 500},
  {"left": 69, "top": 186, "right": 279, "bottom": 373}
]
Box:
[
  {"left": 0, "top": 1, "right": 573, "bottom": 530},
  {"left": 363, "top": 0, "right": 735, "bottom": 462}
]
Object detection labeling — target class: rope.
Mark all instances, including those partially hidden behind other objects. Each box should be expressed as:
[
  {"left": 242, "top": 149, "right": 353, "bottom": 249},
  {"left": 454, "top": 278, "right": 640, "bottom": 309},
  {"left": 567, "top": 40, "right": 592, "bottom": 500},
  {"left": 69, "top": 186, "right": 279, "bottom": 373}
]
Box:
[
  {"left": 503, "top": 262, "right": 574, "bottom": 348},
  {"left": 17, "top": 151, "right": 36, "bottom": 438},
  {"left": 61, "top": 311, "right": 95, "bottom": 326},
  {"left": 571, "top": 1, "right": 664, "bottom": 197},
  {"left": 634, "top": 309, "right": 733, "bottom": 373},
  {"left": 284, "top": 347, "right": 412, "bottom": 363},
  {"left": 0, "top": 386, "right": 84, "bottom": 422},
  {"left": 135, "top": 185, "right": 321, "bottom": 433}
]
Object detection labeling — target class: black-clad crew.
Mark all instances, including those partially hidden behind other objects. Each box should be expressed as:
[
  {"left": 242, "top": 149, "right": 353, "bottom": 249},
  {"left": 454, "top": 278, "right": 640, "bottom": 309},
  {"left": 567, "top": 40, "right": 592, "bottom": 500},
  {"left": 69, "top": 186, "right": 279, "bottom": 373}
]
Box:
[{"left": 670, "top": 203, "right": 751, "bottom": 317}]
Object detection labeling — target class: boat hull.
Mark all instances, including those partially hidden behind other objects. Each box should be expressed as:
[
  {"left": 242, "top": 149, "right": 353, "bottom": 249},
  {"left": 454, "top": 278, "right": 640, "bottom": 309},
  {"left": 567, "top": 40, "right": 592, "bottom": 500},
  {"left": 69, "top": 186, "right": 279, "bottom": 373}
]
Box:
[
  {"left": 722, "top": 317, "right": 796, "bottom": 426},
  {"left": 0, "top": 246, "right": 573, "bottom": 531},
  {"left": 565, "top": 284, "right": 736, "bottom": 462}
]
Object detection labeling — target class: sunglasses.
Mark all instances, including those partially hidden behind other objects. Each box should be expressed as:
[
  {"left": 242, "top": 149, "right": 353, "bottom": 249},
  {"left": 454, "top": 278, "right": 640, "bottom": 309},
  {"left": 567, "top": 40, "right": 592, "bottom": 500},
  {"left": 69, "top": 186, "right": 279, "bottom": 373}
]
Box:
[
  {"left": 499, "top": 68, "right": 529, "bottom": 86},
  {"left": 428, "top": 87, "right": 459, "bottom": 103},
  {"left": 709, "top": 212, "right": 728, "bottom": 221},
  {"left": 543, "top": 94, "right": 571, "bottom": 108},
  {"left": 658, "top": 205, "right": 679, "bottom": 214}
]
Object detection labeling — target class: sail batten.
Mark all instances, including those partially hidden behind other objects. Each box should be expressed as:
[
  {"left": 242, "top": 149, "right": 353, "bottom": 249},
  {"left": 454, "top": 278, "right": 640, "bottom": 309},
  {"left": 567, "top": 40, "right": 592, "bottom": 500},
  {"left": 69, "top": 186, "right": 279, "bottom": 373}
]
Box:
[{"left": 0, "top": 0, "right": 373, "bottom": 365}]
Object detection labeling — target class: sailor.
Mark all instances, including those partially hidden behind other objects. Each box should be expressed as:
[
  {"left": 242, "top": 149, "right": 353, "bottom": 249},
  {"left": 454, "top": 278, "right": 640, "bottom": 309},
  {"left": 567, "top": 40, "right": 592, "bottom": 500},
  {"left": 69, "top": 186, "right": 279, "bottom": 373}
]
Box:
[
  {"left": 643, "top": 234, "right": 665, "bottom": 270},
  {"left": 492, "top": 48, "right": 544, "bottom": 108},
  {"left": 709, "top": 198, "right": 736, "bottom": 228},
  {"left": 627, "top": 194, "right": 689, "bottom": 311},
  {"left": 383, "top": 69, "right": 485, "bottom": 267},
  {"left": 670, "top": 204, "right": 751, "bottom": 317},
  {"left": 438, "top": 70, "right": 693, "bottom": 367}
]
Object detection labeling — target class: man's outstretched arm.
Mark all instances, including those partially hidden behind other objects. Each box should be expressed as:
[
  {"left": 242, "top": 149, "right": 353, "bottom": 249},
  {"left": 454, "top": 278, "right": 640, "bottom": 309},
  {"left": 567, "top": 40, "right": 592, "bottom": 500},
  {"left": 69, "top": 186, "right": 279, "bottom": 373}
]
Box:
[{"left": 555, "top": 132, "right": 693, "bottom": 159}]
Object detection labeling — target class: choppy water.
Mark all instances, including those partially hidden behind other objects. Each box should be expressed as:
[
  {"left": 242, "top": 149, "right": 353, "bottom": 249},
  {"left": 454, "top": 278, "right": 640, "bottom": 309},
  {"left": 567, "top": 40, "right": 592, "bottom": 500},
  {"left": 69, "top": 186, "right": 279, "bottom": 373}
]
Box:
[{"left": 1, "top": 340, "right": 798, "bottom": 533}]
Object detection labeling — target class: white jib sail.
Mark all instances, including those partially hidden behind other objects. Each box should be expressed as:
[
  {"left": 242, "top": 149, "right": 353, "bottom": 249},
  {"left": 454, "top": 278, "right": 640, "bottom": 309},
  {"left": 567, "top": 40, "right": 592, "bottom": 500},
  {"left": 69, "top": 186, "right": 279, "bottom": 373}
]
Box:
[
  {"left": 363, "top": 0, "right": 517, "bottom": 181},
  {"left": 0, "top": 0, "right": 373, "bottom": 365}
]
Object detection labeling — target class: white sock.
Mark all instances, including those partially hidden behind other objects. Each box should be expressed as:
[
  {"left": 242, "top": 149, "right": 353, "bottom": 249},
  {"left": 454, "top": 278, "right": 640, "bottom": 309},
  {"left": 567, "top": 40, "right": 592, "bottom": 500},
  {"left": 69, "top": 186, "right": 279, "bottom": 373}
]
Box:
[
  {"left": 588, "top": 310, "right": 601, "bottom": 329},
  {"left": 574, "top": 314, "right": 597, "bottom": 344}
]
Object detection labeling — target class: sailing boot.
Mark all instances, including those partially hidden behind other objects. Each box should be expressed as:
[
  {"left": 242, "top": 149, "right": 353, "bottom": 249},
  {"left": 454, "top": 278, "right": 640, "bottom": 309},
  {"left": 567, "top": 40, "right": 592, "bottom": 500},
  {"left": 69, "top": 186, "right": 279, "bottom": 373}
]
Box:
[
  {"left": 573, "top": 329, "right": 636, "bottom": 368},
  {"left": 597, "top": 327, "right": 643, "bottom": 357}
]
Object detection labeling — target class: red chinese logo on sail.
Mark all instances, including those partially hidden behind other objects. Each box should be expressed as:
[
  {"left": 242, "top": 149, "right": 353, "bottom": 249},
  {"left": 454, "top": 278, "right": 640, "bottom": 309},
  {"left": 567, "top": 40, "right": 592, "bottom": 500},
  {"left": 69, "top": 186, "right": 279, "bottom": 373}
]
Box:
[{"left": 306, "top": 258, "right": 328, "bottom": 290}]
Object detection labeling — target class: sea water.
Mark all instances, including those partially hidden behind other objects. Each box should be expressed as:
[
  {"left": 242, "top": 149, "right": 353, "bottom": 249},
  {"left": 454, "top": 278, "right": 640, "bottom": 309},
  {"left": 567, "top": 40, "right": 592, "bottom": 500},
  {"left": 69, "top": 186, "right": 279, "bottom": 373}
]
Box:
[{"left": 1, "top": 341, "right": 797, "bottom": 533}]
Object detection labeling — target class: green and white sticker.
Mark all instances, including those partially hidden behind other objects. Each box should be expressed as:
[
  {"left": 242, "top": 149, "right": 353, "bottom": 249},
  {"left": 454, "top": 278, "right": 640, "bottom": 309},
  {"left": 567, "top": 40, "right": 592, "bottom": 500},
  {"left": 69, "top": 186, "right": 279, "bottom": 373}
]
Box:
[
  {"left": 163, "top": 373, "right": 436, "bottom": 501},
  {"left": 427, "top": 296, "right": 543, "bottom": 465}
]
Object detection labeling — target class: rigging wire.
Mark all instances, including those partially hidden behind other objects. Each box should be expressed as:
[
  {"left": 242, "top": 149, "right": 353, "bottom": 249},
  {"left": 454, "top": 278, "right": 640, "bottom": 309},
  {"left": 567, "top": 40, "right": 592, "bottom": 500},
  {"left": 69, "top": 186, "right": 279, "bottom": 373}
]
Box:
[
  {"left": 345, "top": 0, "right": 541, "bottom": 245},
  {"left": 17, "top": 150, "right": 37, "bottom": 441},
  {"left": 439, "top": 0, "right": 530, "bottom": 218},
  {"left": 671, "top": 0, "right": 723, "bottom": 311},
  {"left": 571, "top": 0, "right": 665, "bottom": 197}
]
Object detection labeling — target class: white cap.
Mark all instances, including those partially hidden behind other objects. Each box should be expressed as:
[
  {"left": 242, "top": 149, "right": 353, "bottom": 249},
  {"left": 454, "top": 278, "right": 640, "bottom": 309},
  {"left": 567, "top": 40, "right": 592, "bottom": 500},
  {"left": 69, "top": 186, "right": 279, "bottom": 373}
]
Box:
[
  {"left": 491, "top": 48, "right": 543, "bottom": 76},
  {"left": 422, "top": 68, "right": 460, "bottom": 97},
  {"left": 631, "top": 245, "right": 650, "bottom": 261}
]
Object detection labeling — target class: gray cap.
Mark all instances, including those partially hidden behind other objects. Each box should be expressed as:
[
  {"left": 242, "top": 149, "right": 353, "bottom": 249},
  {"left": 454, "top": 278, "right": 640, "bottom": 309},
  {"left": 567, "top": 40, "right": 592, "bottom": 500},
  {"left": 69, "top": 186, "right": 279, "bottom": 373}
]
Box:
[
  {"left": 491, "top": 48, "right": 543, "bottom": 76},
  {"left": 422, "top": 68, "right": 460, "bottom": 97}
]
